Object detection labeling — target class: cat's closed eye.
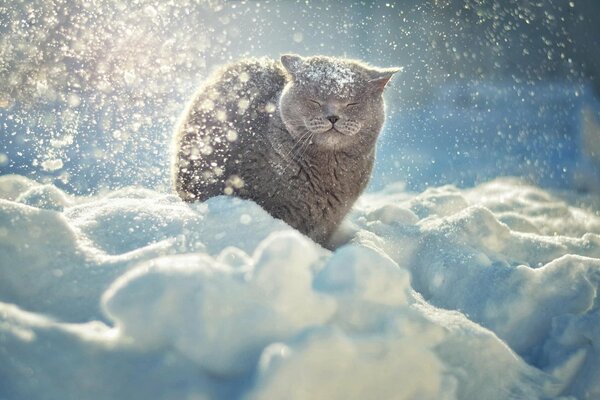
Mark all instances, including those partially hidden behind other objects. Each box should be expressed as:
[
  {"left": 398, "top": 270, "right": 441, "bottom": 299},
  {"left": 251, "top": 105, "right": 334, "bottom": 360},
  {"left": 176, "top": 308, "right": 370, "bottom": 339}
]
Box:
[
  {"left": 308, "top": 99, "right": 321, "bottom": 106},
  {"left": 346, "top": 102, "right": 359, "bottom": 108}
]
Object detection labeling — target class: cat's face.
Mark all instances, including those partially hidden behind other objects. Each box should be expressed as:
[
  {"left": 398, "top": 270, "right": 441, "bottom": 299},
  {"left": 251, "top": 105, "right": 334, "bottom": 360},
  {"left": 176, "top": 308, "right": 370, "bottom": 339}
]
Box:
[{"left": 279, "top": 55, "right": 400, "bottom": 150}]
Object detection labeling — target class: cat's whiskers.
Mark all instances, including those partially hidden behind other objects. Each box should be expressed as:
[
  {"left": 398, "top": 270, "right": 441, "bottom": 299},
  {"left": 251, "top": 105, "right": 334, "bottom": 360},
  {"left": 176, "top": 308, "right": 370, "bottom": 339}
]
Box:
[
  {"left": 296, "top": 130, "right": 316, "bottom": 162},
  {"left": 286, "top": 128, "right": 311, "bottom": 158},
  {"left": 280, "top": 127, "right": 312, "bottom": 174}
]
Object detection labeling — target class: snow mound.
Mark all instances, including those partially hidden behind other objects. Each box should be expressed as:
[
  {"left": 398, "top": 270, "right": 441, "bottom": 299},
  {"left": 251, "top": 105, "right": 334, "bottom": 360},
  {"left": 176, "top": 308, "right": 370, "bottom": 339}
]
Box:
[{"left": 1, "top": 175, "right": 599, "bottom": 399}]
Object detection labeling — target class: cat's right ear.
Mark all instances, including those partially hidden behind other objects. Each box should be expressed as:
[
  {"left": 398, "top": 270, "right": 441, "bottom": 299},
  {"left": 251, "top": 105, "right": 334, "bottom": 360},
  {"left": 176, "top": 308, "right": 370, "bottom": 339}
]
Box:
[
  {"left": 367, "top": 67, "right": 402, "bottom": 93},
  {"left": 281, "top": 54, "right": 304, "bottom": 77}
]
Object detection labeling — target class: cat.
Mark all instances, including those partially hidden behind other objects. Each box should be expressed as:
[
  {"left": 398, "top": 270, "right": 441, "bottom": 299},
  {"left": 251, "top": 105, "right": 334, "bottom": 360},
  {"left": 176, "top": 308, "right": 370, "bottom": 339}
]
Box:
[{"left": 172, "top": 54, "right": 400, "bottom": 247}]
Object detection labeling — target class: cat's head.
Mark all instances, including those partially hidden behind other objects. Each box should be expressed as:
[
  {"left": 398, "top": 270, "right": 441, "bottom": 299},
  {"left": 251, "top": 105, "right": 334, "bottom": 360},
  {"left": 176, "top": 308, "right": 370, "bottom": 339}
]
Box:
[{"left": 278, "top": 54, "right": 400, "bottom": 150}]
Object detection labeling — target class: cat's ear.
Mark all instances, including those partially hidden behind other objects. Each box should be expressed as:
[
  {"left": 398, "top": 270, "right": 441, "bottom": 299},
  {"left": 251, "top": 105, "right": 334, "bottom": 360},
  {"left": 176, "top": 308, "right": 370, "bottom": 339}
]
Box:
[
  {"left": 280, "top": 54, "right": 304, "bottom": 77},
  {"left": 367, "top": 67, "right": 402, "bottom": 93}
]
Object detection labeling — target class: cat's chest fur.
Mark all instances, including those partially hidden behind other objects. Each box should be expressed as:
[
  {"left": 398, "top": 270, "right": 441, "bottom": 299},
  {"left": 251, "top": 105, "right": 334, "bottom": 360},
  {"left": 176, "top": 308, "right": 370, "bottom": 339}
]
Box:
[
  {"left": 225, "top": 116, "right": 370, "bottom": 243},
  {"left": 252, "top": 140, "right": 374, "bottom": 244}
]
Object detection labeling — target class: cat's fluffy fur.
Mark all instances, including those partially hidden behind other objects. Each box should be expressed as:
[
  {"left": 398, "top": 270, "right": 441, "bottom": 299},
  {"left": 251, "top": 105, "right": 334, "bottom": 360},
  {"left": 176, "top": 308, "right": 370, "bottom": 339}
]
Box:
[{"left": 172, "top": 54, "right": 399, "bottom": 246}]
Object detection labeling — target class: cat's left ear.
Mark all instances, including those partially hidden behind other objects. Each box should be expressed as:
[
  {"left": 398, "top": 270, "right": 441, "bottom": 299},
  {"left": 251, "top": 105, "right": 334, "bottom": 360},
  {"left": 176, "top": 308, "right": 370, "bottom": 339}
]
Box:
[
  {"left": 368, "top": 67, "right": 402, "bottom": 93},
  {"left": 280, "top": 54, "right": 305, "bottom": 77}
]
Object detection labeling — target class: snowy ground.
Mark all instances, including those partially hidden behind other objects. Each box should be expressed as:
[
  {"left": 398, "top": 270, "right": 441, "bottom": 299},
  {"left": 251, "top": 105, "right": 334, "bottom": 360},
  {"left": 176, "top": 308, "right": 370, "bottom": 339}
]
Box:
[{"left": 1, "top": 173, "right": 599, "bottom": 399}]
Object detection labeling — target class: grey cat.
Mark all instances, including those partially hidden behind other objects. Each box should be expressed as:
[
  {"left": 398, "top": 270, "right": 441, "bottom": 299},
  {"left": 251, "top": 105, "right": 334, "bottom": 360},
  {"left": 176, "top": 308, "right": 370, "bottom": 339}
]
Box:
[{"left": 172, "top": 54, "right": 399, "bottom": 246}]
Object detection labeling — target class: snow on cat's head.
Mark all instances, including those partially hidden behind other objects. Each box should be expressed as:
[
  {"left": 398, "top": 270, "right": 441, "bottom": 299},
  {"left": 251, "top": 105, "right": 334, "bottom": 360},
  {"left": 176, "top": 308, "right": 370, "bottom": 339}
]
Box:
[{"left": 278, "top": 54, "right": 401, "bottom": 150}]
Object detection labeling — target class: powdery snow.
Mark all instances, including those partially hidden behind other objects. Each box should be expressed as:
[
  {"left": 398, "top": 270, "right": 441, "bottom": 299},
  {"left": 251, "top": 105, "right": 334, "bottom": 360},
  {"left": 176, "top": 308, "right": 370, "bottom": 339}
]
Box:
[
  {"left": 0, "top": 174, "right": 599, "bottom": 400},
  {"left": 301, "top": 61, "right": 357, "bottom": 96}
]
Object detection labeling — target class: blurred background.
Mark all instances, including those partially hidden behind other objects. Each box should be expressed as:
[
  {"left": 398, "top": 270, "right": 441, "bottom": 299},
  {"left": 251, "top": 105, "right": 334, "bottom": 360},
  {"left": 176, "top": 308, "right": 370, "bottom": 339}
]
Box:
[{"left": 1, "top": 0, "right": 599, "bottom": 194}]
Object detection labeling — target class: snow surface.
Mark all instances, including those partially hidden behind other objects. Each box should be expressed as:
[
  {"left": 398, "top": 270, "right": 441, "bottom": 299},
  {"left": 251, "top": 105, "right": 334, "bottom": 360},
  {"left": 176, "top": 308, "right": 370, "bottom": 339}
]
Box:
[{"left": 1, "top": 174, "right": 599, "bottom": 399}]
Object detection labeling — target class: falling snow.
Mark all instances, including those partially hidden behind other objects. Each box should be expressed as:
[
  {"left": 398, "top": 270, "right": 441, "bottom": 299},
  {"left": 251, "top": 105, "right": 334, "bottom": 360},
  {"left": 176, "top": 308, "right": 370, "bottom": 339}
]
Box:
[{"left": 1, "top": 1, "right": 600, "bottom": 399}]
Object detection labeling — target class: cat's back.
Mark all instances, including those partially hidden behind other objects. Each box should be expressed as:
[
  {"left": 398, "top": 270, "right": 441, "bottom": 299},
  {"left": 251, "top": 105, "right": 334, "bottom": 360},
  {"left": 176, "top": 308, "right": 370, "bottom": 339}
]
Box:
[
  {"left": 173, "top": 58, "right": 286, "bottom": 201},
  {"left": 189, "top": 58, "right": 286, "bottom": 116}
]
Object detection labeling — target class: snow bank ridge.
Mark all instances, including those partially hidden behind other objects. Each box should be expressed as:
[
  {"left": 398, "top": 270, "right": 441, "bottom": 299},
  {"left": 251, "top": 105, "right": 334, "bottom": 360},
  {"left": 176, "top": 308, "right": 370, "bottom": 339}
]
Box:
[{"left": 0, "top": 174, "right": 599, "bottom": 399}]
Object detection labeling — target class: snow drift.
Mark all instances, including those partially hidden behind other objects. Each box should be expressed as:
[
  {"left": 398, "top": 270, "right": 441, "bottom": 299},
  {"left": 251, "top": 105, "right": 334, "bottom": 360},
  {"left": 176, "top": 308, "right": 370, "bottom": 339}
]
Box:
[{"left": 0, "top": 174, "right": 599, "bottom": 399}]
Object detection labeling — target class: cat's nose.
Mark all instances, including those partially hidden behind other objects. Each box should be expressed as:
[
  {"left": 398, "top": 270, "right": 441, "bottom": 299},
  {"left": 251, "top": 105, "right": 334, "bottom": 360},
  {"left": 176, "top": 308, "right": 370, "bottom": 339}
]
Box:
[{"left": 326, "top": 115, "right": 339, "bottom": 124}]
